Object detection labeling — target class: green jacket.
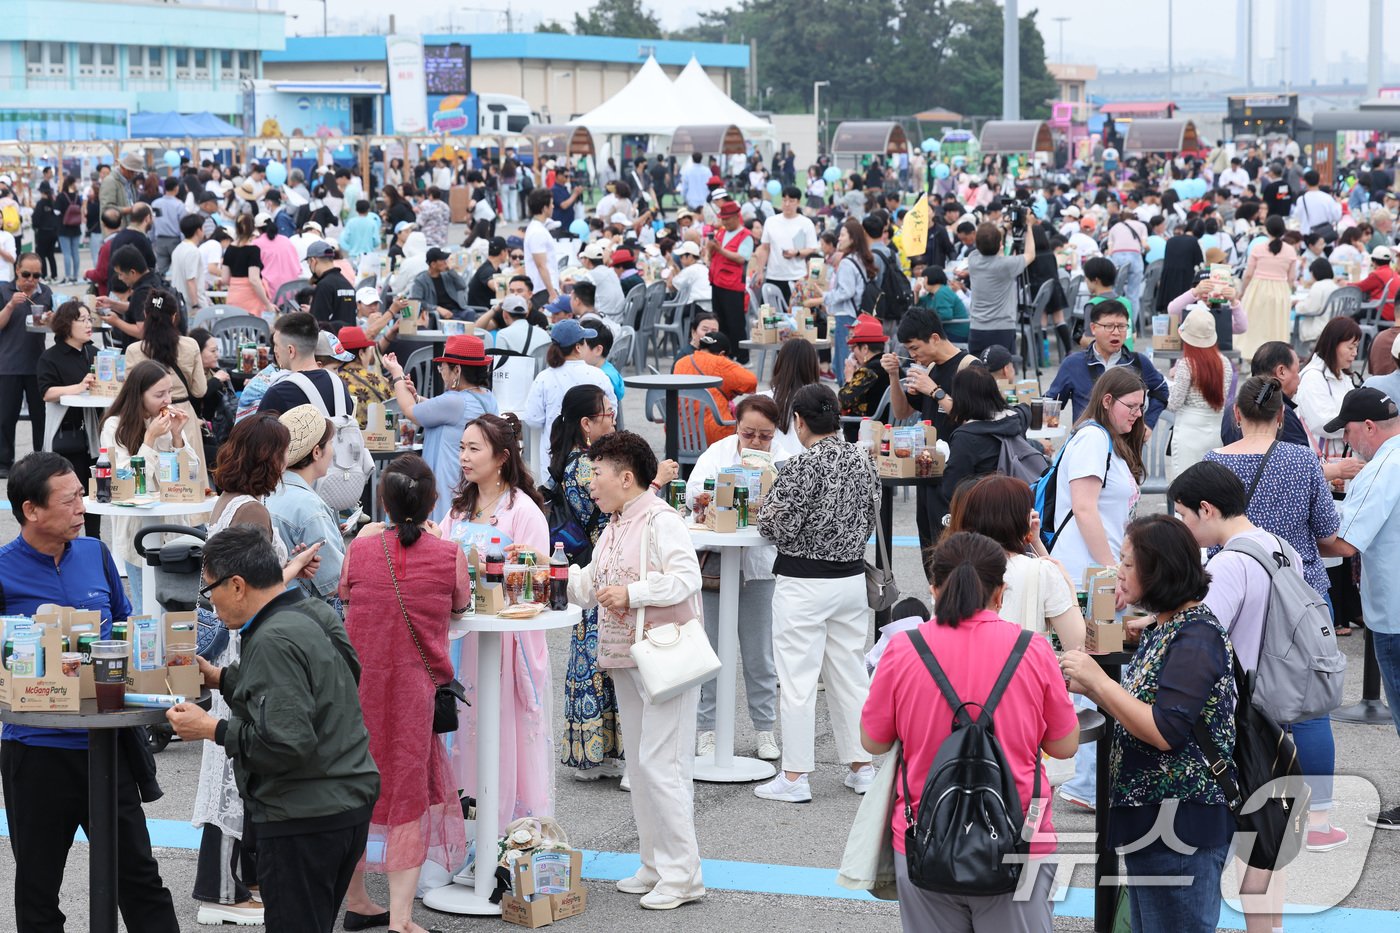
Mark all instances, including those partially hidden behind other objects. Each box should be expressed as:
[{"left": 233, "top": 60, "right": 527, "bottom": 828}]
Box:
[{"left": 215, "top": 588, "right": 380, "bottom": 828}]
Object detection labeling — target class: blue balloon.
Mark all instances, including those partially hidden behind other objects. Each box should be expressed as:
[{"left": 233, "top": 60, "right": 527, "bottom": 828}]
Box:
[
  {"left": 568, "top": 219, "right": 589, "bottom": 238},
  {"left": 265, "top": 161, "right": 288, "bottom": 188},
  {"left": 163, "top": 150, "right": 181, "bottom": 169},
  {"left": 823, "top": 166, "right": 842, "bottom": 184},
  {"left": 933, "top": 162, "right": 951, "bottom": 180},
  {"left": 921, "top": 137, "right": 940, "bottom": 154},
  {"left": 766, "top": 179, "right": 783, "bottom": 197}
]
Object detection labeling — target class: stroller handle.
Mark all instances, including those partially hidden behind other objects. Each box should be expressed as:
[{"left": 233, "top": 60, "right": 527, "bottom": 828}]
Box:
[{"left": 133, "top": 524, "right": 209, "bottom": 560}]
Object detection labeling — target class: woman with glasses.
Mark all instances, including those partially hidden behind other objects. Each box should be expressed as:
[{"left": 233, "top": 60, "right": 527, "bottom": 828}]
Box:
[
  {"left": 37, "top": 301, "right": 99, "bottom": 536},
  {"left": 1048, "top": 366, "right": 1148, "bottom": 814},
  {"left": 672, "top": 331, "right": 757, "bottom": 445},
  {"left": 686, "top": 394, "right": 802, "bottom": 764}
]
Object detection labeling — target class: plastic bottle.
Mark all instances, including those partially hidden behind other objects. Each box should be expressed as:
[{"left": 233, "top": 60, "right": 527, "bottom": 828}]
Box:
[
  {"left": 522, "top": 551, "right": 536, "bottom": 602},
  {"left": 1041, "top": 334, "right": 1051, "bottom": 367},
  {"left": 95, "top": 448, "right": 112, "bottom": 503},
  {"left": 485, "top": 537, "right": 505, "bottom": 585},
  {"left": 549, "top": 542, "right": 569, "bottom": 611}
]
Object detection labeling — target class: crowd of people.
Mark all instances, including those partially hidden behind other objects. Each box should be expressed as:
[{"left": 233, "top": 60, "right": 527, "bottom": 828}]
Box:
[{"left": 1, "top": 133, "right": 1399, "bottom": 933}]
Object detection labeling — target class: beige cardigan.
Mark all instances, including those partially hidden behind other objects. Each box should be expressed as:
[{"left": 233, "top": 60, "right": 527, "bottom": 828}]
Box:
[{"left": 124, "top": 336, "right": 207, "bottom": 403}]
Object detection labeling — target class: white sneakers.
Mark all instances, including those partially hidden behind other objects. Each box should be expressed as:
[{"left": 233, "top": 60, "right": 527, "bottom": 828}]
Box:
[
  {"left": 754, "top": 731, "right": 780, "bottom": 761},
  {"left": 197, "top": 902, "right": 264, "bottom": 926},
  {"left": 754, "top": 773, "right": 812, "bottom": 803},
  {"left": 696, "top": 731, "right": 716, "bottom": 758},
  {"left": 844, "top": 765, "right": 876, "bottom": 795},
  {"left": 616, "top": 874, "right": 654, "bottom": 895},
  {"left": 574, "top": 757, "right": 627, "bottom": 782},
  {"left": 618, "top": 875, "right": 705, "bottom": 910}
]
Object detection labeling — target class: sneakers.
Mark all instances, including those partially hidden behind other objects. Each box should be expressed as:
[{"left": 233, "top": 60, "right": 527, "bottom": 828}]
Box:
[
  {"left": 844, "top": 765, "right": 876, "bottom": 795},
  {"left": 754, "top": 731, "right": 780, "bottom": 761},
  {"left": 1305, "top": 825, "right": 1350, "bottom": 851},
  {"left": 696, "top": 731, "right": 716, "bottom": 758},
  {"left": 620, "top": 769, "right": 631, "bottom": 792},
  {"left": 1058, "top": 788, "right": 1095, "bottom": 813},
  {"left": 1366, "top": 804, "right": 1400, "bottom": 830},
  {"left": 197, "top": 902, "right": 264, "bottom": 926},
  {"left": 755, "top": 773, "right": 812, "bottom": 803},
  {"left": 574, "top": 758, "right": 626, "bottom": 781},
  {"left": 616, "top": 874, "right": 654, "bottom": 895},
  {"left": 640, "top": 889, "right": 704, "bottom": 910}
]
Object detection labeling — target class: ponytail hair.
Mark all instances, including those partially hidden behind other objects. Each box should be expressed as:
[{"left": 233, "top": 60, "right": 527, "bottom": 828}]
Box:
[
  {"left": 926, "top": 532, "right": 1008, "bottom": 628},
  {"left": 1265, "top": 214, "right": 1286, "bottom": 254},
  {"left": 379, "top": 453, "right": 436, "bottom": 547}
]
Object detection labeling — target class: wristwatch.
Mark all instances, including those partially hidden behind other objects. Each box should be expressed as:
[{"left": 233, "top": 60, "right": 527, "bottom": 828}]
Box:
[{"left": 931, "top": 388, "right": 947, "bottom": 401}]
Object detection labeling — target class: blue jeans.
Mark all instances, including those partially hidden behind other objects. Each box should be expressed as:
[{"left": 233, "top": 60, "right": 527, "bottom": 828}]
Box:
[
  {"left": 1061, "top": 692, "right": 1097, "bottom": 803},
  {"left": 1371, "top": 629, "right": 1400, "bottom": 737},
  {"left": 1123, "top": 841, "right": 1228, "bottom": 933},
  {"left": 89, "top": 232, "right": 103, "bottom": 268},
  {"left": 833, "top": 316, "right": 852, "bottom": 385},
  {"left": 123, "top": 560, "right": 144, "bottom": 615},
  {"left": 58, "top": 235, "right": 81, "bottom": 280},
  {"left": 1110, "top": 252, "right": 1145, "bottom": 323},
  {"left": 1286, "top": 716, "right": 1336, "bottom": 811}
]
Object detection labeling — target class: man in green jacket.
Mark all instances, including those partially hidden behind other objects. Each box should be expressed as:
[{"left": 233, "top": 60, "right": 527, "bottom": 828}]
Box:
[{"left": 167, "top": 526, "right": 379, "bottom": 933}]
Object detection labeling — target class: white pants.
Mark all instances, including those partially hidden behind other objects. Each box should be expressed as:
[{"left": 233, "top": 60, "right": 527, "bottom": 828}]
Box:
[
  {"left": 771, "top": 574, "right": 873, "bottom": 774},
  {"left": 613, "top": 667, "right": 705, "bottom": 898}
]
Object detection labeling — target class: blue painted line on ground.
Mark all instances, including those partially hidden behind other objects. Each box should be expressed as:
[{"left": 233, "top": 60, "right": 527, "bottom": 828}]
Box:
[{"left": 1, "top": 811, "right": 1394, "bottom": 929}]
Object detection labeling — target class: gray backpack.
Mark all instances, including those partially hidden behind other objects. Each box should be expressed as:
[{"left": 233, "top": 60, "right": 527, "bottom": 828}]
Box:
[{"left": 1219, "top": 535, "right": 1346, "bottom": 724}]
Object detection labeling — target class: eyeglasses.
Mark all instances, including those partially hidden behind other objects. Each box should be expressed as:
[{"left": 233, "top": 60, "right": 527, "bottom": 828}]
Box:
[
  {"left": 1094, "top": 322, "right": 1128, "bottom": 333},
  {"left": 737, "top": 429, "right": 776, "bottom": 443},
  {"left": 17, "top": 271, "right": 39, "bottom": 280},
  {"left": 76, "top": 315, "right": 92, "bottom": 323},
  {"left": 1113, "top": 398, "right": 1145, "bottom": 415},
  {"left": 198, "top": 575, "right": 233, "bottom": 601},
  {"left": 591, "top": 409, "right": 617, "bottom": 421}
]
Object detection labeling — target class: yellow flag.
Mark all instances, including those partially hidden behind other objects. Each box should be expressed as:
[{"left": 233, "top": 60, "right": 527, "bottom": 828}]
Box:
[{"left": 901, "top": 195, "right": 930, "bottom": 255}]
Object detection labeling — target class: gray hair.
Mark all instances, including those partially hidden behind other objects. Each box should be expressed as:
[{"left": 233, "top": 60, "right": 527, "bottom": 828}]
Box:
[{"left": 202, "top": 525, "right": 283, "bottom": 589}]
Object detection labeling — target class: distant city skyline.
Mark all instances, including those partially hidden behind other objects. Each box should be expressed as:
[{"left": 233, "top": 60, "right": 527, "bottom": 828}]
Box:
[{"left": 280, "top": 0, "right": 1398, "bottom": 84}]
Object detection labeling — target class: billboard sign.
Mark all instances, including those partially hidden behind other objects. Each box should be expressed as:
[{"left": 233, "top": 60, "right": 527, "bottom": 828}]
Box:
[{"left": 386, "top": 34, "right": 429, "bottom": 135}]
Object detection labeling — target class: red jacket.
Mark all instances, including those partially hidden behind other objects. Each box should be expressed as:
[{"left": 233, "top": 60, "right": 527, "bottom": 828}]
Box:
[
  {"left": 709, "top": 226, "right": 752, "bottom": 293},
  {"left": 1356, "top": 265, "right": 1398, "bottom": 321},
  {"left": 84, "top": 239, "right": 112, "bottom": 297}
]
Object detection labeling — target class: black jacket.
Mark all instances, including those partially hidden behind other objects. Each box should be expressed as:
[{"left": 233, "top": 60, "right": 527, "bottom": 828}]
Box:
[
  {"left": 933, "top": 407, "right": 1031, "bottom": 522},
  {"left": 309, "top": 267, "right": 357, "bottom": 327}
]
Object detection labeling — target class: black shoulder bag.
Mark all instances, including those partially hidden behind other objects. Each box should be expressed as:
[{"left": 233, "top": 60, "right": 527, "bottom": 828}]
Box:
[{"left": 381, "top": 533, "right": 469, "bottom": 733}]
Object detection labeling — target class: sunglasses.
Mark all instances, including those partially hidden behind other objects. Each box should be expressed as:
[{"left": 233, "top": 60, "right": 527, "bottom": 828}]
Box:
[
  {"left": 17, "top": 270, "right": 40, "bottom": 280},
  {"left": 510, "top": 253, "right": 524, "bottom": 260},
  {"left": 198, "top": 575, "right": 233, "bottom": 601}
]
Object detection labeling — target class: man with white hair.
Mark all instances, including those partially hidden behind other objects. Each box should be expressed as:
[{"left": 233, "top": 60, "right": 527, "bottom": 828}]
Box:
[{"left": 579, "top": 239, "right": 625, "bottom": 323}]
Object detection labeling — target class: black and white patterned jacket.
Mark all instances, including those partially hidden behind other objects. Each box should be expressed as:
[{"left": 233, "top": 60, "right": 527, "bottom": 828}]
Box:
[{"left": 758, "top": 435, "right": 880, "bottom": 576}]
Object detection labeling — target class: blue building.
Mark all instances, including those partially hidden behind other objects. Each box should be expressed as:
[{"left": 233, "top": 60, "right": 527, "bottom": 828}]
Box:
[{"left": 0, "top": 0, "right": 284, "bottom": 140}]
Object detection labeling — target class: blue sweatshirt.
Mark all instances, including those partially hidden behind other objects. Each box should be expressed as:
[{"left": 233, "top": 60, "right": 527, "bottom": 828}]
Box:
[
  {"left": 0, "top": 535, "right": 127, "bottom": 749},
  {"left": 1046, "top": 347, "right": 1170, "bottom": 429}
]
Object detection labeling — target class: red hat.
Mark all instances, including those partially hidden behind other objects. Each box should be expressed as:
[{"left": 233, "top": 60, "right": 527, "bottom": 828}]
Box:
[
  {"left": 847, "top": 313, "right": 887, "bottom": 345},
  {"left": 337, "top": 326, "right": 373, "bottom": 352},
  {"left": 718, "top": 200, "right": 742, "bottom": 218},
  {"left": 432, "top": 334, "right": 489, "bottom": 367},
  {"left": 609, "top": 248, "right": 636, "bottom": 267},
  {"left": 707, "top": 174, "right": 723, "bottom": 188}
]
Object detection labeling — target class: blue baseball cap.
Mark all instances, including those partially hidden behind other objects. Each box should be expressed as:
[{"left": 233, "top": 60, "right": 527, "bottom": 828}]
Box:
[
  {"left": 550, "top": 318, "right": 596, "bottom": 347},
  {"left": 544, "top": 294, "right": 573, "bottom": 317}
]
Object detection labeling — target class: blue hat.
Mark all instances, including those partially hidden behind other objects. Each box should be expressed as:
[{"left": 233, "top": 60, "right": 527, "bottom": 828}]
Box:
[
  {"left": 544, "top": 294, "right": 572, "bottom": 316},
  {"left": 550, "top": 318, "right": 597, "bottom": 347},
  {"left": 506, "top": 235, "right": 525, "bottom": 249}
]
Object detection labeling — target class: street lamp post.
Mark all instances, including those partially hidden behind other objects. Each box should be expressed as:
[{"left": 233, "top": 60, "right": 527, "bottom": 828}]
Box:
[
  {"left": 813, "top": 80, "right": 830, "bottom": 156},
  {"left": 1167, "top": 0, "right": 1174, "bottom": 101},
  {"left": 1052, "top": 16, "right": 1069, "bottom": 65}
]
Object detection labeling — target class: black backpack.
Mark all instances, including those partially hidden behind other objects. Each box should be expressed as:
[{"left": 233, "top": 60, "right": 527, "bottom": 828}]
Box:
[
  {"left": 875, "top": 247, "right": 914, "bottom": 322},
  {"left": 852, "top": 258, "right": 883, "bottom": 317},
  {"left": 1192, "top": 655, "right": 1311, "bottom": 871},
  {"left": 900, "top": 629, "right": 1041, "bottom": 896}
]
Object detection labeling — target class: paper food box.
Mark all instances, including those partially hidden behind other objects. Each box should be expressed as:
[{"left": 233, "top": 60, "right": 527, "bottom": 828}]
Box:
[
  {"left": 471, "top": 549, "right": 507, "bottom": 615},
  {"left": 90, "top": 348, "right": 125, "bottom": 397},
  {"left": 703, "top": 467, "right": 771, "bottom": 534},
  {"left": 1086, "top": 618, "right": 1125, "bottom": 653},
  {"left": 155, "top": 448, "right": 203, "bottom": 504},
  {"left": 500, "top": 848, "right": 587, "bottom": 929},
  {"left": 808, "top": 256, "right": 829, "bottom": 288},
  {"left": 0, "top": 617, "right": 81, "bottom": 712},
  {"left": 29, "top": 606, "right": 103, "bottom": 700},
  {"left": 750, "top": 303, "right": 783, "bottom": 344},
  {"left": 399, "top": 300, "right": 420, "bottom": 336},
  {"left": 363, "top": 402, "right": 397, "bottom": 452},
  {"left": 125, "top": 612, "right": 201, "bottom": 697},
  {"left": 1151, "top": 312, "right": 1182, "bottom": 351},
  {"left": 871, "top": 422, "right": 941, "bottom": 478}
]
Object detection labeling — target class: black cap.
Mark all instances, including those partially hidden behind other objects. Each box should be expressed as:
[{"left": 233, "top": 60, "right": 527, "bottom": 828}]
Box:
[
  {"left": 979, "top": 344, "right": 1014, "bottom": 373},
  {"left": 488, "top": 236, "right": 509, "bottom": 255},
  {"left": 425, "top": 247, "right": 451, "bottom": 263},
  {"left": 1323, "top": 387, "right": 1400, "bottom": 433},
  {"left": 197, "top": 189, "right": 219, "bottom": 204}
]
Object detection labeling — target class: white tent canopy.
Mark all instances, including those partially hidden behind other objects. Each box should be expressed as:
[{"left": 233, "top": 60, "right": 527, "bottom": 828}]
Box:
[
  {"left": 570, "top": 56, "right": 686, "bottom": 137},
  {"left": 671, "top": 57, "right": 776, "bottom": 142}
]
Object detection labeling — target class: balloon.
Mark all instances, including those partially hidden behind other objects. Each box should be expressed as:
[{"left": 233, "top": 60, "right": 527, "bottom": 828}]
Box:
[
  {"left": 921, "top": 137, "right": 937, "bottom": 153},
  {"left": 823, "top": 166, "right": 841, "bottom": 184},
  {"left": 265, "top": 161, "right": 288, "bottom": 188},
  {"left": 766, "top": 179, "right": 783, "bottom": 197},
  {"left": 568, "top": 219, "right": 589, "bottom": 238},
  {"left": 163, "top": 150, "right": 181, "bottom": 169},
  {"left": 933, "top": 163, "right": 951, "bottom": 180},
  {"left": 951, "top": 155, "right": 968, "bottom": 168}
]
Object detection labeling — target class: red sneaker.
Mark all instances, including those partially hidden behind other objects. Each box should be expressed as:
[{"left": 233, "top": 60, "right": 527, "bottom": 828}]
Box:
[{"left": 1305, "top": 825, "right": 1350, "bottom": 852}]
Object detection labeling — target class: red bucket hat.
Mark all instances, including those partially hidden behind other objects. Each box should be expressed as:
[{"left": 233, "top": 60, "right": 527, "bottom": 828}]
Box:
[
  {"left": 433, "top": 334, "right": 489, "bottom": 367},
  {"left": 846, "top": 313, "right": 887, "bottom": 345}
]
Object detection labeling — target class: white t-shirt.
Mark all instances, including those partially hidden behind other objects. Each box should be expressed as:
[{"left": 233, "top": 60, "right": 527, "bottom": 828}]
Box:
[
  {"left": 1000, "top": 553, "right": 1077, "bottom": 638},
  {"left": 1051, "top": 424, "right": 1140, "bottom": 583},
  {"left": 0, "top": 231, "right": 15, "bottom": 283},
  {"left": 523, "top": 219, "right": 558, "bottom": 295},
  {"left": 522, "top": 359, "right": 616, "bottom": 466},
  {"left": 759, "top": 212, "right": 818, "bottom": 283},
  {"left": 168, "top": 240, "right": 206, "bottom": 309},
  {"left": 490, "top": 318, "right": 553, "bottom": 414},
  {"left": 586, "top": 265, "right": 626, "bottom": 322},
  {"left": 672, "top": 261, "right": 713, "bottom": 305},
  {"left": 198, "top": 239, "right": 224, "bottom": 290}
]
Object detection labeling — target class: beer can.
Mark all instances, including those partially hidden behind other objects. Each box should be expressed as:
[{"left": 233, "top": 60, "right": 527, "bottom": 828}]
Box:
[
  {"left": 1, "top": 639, "right": 12, "bottom": 671},
  {"left": 78, "top": 633, "right": 99, "bottom": 664},
  {"left": 130, "top": 457, "right": 146, "bottom": 495},
  {"left": 668, "top": 479, "right": 687, "bottom": 511},
  {"left": 111, "top": 622, "right": 129, "bottom": 642}
]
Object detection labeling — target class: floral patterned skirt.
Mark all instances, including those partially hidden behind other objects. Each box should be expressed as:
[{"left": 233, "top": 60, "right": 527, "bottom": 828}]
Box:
[{"left": 561, "top": 607, "right": 624, "bottom": 769}]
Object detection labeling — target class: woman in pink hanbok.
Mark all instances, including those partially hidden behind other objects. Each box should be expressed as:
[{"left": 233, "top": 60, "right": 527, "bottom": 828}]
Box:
[{"left": 440, "top": 414, "right": 555, "bottom": 826}]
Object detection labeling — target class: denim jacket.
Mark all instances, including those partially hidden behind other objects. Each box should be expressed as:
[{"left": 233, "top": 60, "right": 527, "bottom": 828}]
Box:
[{"left": 267, "top": 471, "right": 346, "bottom": 599}]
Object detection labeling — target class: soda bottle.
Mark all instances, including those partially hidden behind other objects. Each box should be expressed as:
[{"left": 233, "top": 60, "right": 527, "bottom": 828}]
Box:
[
  {"left": 95, "top": 448, "right": 112, "bottom": 503},
  {"left": 549, "top": 542, "right": 569, "bottom": 611},
  {"left": 485, "top": 537, "right": 505, "bottom": 585},
  {"left": 522, "top": 551, "right": 536, "bottom": 602}
]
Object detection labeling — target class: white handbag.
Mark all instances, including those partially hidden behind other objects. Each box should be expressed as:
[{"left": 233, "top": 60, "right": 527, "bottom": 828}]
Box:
[
  {"left": 836, "top": 740, "right": 900, "bottom": 901},
  {"left": 627, "top": 513, "right": 720, "bottom": 704}
]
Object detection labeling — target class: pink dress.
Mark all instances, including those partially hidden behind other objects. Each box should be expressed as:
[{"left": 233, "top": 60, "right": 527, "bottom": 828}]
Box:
[
  {"left": 441, "top": 490, "right": 555, "bottom": 827},
  {"left": 340, "top": 529, "right": 469, "bottom": 874}
]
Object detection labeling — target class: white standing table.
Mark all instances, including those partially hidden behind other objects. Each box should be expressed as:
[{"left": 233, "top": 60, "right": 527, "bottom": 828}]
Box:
[
  {"left": 82, "top": 497, "right": 217, "bottom": 618},
  {"left": 58, "top": 392, "right": 116, "bottom": 458},
  {"left": 1026, "top": 424, "right": 1067, "bottom": 442},
  {"left": 423, "top": 605, "right": 582, "bottom": 917},
  {"left": 687, "top": 526, "right": 777, "bottom": 784}
]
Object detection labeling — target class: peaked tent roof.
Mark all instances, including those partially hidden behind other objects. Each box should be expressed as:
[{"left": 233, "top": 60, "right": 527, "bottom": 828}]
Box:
[
  {"left": 129, "top": 111, "right": 245, "bottom": 138},
  {"left": 186, "top": 112, "right": 244, "bottom": 137},
  {"left": 570, "top": 56, "right": 687, "bottom": 137},
  {"left": 672, "top": 58, "right": 775, "bottom": 140}
]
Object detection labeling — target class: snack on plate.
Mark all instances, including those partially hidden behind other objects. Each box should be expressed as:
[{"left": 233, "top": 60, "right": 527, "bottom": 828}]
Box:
[{"left": 497, "top": 603, "right": 544, "bottom": 620}]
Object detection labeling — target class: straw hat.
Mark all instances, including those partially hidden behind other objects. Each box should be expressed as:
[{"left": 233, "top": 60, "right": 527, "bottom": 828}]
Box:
[
  {"left": 1178, "top": 305, "right": 1218, "bottom": 348},
  {"left": 234, "top": 180, "right": 258, "bottom": 201},
  {"left": 281, "top": 405, "right": 330, "bottom": 466}
]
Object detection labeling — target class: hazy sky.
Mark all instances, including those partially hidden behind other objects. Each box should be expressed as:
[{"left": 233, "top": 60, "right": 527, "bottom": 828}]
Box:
[{"left": 283, "top": 0, "right": 1398, "bottom": 75}]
